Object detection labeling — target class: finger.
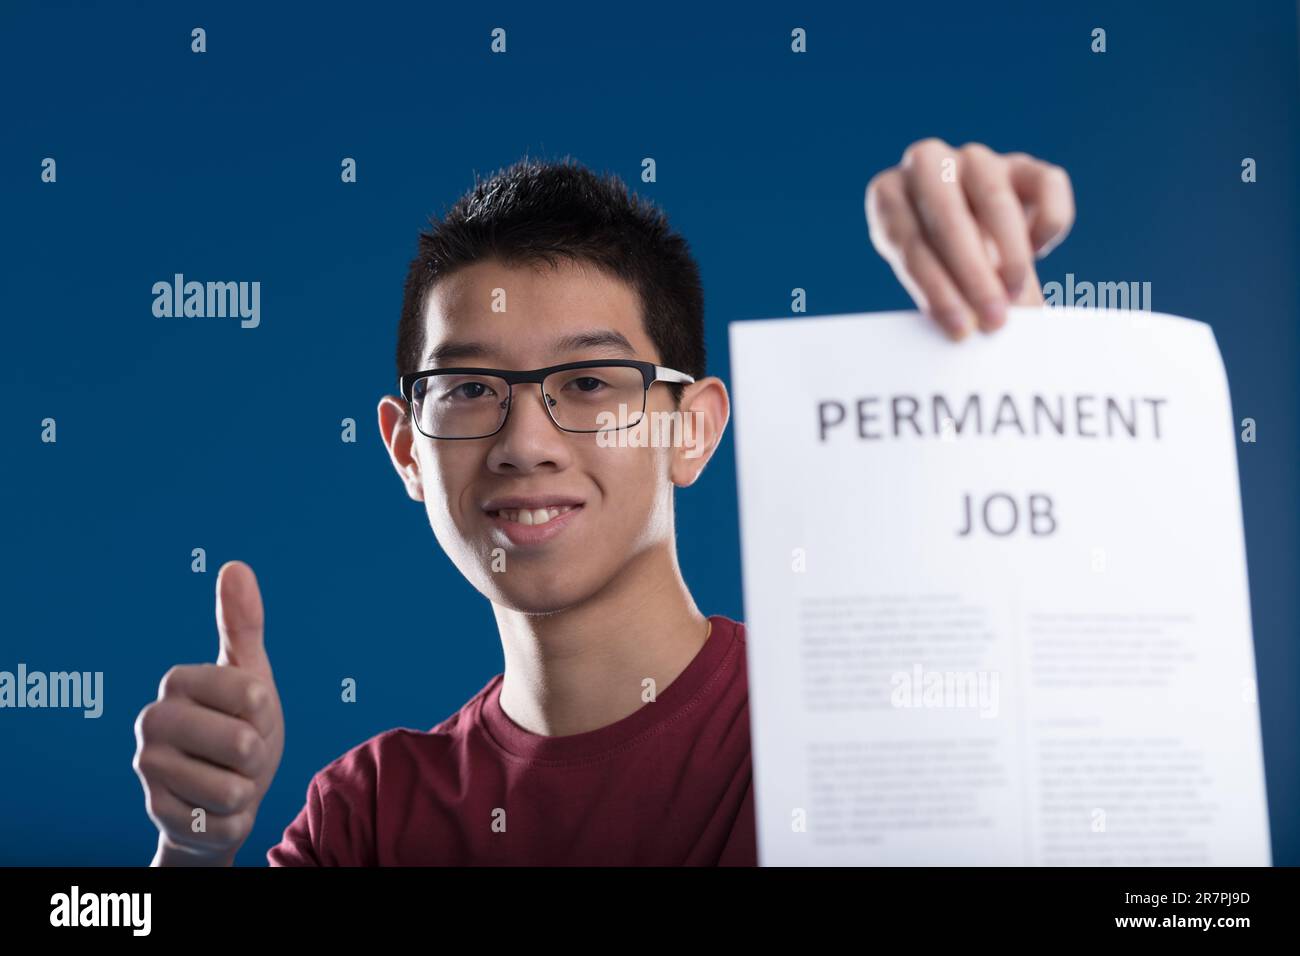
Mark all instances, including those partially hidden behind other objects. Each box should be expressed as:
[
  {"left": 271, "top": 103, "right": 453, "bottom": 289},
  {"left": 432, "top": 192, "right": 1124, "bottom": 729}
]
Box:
[
  {"left": 215, "top": 561, "right": 271, "bottom": 680},
  {"left": 147, "top": 698, "right": 267, "bottom": 776},
  {"left": 977, "top": 226, "right": 1044, "bottom": 307},
  {"left": 902, "top": 141, "right": 1010, "bottom": 331},
  {"left": 147, "top": 783, "right": 251, "bottom": 851},
  {"left": 1015, "top": 258, "right": 1044, "bottom": 306},
  {"left": 148, "top": 744, "right": 259, "bottom": 816},
  {"left": 960, "top": 145, "right": 1035, "bottom": 301},
  {"left": 893, "top": 234, "right": 981, "bottom": 340},
  {"left": 1006, "top": 154, "right": 1075, "bottom": 258},
  {"left": 868, "top": 169, "right": 978, "bottom": 338},
  {"left": 158, "top": 664, "right": 278, "bottom": 738}
]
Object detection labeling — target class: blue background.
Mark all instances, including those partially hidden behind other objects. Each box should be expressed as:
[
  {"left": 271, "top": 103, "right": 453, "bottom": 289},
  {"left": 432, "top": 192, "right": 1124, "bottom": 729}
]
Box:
[{"left": 2, "top": 1, "right": 1296, "bottom": 865}]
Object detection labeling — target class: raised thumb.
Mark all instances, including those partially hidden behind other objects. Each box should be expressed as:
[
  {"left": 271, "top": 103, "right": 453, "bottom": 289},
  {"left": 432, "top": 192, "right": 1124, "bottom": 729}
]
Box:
[{"left": 215, "top": 560, "right": 271, "bottom": 678}]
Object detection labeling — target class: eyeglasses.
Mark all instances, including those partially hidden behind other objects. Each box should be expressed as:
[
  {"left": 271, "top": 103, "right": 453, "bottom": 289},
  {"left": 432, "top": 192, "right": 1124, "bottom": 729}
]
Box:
[{"left": 398, "top": 359, "right": 696, "bottom": 440}]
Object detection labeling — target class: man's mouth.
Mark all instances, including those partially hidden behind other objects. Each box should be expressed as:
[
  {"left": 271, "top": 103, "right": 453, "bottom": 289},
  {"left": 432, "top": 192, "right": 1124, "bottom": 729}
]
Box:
[
  {"left": 488, "top": 504, "right": 580, "bottom": 526},
  {"left": 481, "top": 497, "right": 587, "bottom": 546}
]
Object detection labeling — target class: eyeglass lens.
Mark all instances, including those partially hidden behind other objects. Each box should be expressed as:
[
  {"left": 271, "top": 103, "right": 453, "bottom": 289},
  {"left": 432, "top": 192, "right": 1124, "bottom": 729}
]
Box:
[{"left": 411, "top": 365, "right": 648, "bottom": 438}]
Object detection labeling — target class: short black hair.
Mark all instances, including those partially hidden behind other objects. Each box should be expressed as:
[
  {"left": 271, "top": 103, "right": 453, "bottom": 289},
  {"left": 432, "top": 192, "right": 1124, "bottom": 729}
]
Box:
[{"left": 396, "top": 154, "right": 705, "bottom": 405}]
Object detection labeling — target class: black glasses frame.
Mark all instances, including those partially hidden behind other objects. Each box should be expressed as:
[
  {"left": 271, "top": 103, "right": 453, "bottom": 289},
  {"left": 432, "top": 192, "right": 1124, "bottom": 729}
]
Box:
[{"left": 398, "top": 359, "right": 696, "bottom": 440}]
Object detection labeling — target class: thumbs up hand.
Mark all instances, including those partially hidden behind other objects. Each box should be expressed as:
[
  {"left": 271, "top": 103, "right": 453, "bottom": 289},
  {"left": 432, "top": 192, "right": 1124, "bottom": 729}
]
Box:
[{"left": 133, "top": 561, "right": 286, "bottom": 866}]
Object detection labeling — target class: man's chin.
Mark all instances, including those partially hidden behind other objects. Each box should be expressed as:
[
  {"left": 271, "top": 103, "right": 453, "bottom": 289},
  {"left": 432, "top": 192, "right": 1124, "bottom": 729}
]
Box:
[
  {"left": 488, "top": 587, "right": 586, "bottom": 616},
  {"left": 468, "top": 561, "right": 591, "bottom": 615}
]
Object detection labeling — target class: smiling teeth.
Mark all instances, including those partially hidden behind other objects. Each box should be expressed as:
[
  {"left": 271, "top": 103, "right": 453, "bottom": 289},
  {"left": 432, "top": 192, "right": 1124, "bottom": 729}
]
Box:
[{"left": 498, "top": 505, "right": 576, "bottom": 525}]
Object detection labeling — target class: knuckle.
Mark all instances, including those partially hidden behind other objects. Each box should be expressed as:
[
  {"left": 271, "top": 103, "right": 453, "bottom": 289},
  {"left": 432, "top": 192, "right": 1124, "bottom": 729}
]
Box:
[
  {"left": 1044, "top": 162, "right": 1071, "bottom": 186},
  {"left": 865, "top": 169, "right": 887, "bottom": 199},
  {"left": 866, "top": 169, "right": 902, "bottom": 212},
  {"left": 958, "top": 141, "right": 994, "bottom": 162},
  {"left": 133, "top": 747, "right": 158, "bottom": 779},
  {"left": 219, "top": 782, "right": 247, "bottom": 814},
  {"left": 877, "top": 175, "right": 907, "bottom": 211},
  {"left": 1040, "top": 163, "right": 1074, "bottom": 200},
  {"left": 235, "top": 728, "right": 261, "bottom": 763},
  {"left": 138, "top": 702, "right": 164, "bottom": 740},
  {"left": 902, "top": 137, "right": 947, "bottom": 167},
  {"left": 864, "top": 172, "right": 888, "bottom": 214},
  {"left": 158, "top": 665, "right": 184, "bottom": 698}
]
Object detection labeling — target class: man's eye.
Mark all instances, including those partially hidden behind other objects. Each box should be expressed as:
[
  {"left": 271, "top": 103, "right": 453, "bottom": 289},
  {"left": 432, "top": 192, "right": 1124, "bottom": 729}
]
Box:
[
  {"left": 567, "top": 377, "right": 607, "bottom": 393},
  {"left": 444, "top": 381, "right": 495, "bottom": 401}
]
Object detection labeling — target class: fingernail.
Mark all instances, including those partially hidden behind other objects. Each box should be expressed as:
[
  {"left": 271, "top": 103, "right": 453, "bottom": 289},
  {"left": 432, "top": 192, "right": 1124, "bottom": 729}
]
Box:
[
  {"left": 979, "top": 298, "right": 1007, "bottom": 330},
  {"left": 938, "top": 309, "right": 972, "bottom": 340}
]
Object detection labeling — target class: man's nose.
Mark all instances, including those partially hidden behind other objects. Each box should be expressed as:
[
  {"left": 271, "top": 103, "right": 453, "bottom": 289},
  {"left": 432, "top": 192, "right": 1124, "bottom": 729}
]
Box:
[
  {"left": 502, "top": 384, "right": 561, "bottom": 437},
  {"left": 484, "top": 384, "right": 571, "bottom": 472}
]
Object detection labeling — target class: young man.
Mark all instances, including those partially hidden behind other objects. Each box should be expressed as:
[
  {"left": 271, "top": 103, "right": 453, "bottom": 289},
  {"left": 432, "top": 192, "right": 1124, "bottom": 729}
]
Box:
[{"left": 134, "top": 139, "right": 1075, "bottom": 865}]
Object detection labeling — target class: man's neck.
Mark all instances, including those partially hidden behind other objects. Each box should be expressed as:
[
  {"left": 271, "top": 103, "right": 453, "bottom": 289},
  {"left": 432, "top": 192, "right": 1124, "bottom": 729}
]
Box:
[{"left": 491, "top": 543, "right": 710, "bottom": 738}]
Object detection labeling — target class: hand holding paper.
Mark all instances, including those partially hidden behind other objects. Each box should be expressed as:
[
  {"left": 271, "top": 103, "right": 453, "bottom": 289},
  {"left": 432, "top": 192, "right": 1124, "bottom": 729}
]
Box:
[
  {"left": 730, "top": 307, "right": 1270, "bottom": 865},
  {"left": 866, "top": 139, "right": 1075, "bottom": 338}
]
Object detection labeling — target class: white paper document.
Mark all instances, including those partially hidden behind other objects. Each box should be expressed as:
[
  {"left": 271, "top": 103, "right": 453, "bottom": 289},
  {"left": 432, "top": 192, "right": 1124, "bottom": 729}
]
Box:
[{"left": 728, "top": 307, "right": 1271, "bottom": 866}]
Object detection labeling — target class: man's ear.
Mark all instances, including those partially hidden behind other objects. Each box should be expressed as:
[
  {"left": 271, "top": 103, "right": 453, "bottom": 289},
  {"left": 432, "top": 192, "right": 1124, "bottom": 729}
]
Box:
[
  {"left": 669, "top": 376, "right": 730, "bottom": 488},
  {"left": 377, "top": 395, "right": 425, "bottom": 501}
]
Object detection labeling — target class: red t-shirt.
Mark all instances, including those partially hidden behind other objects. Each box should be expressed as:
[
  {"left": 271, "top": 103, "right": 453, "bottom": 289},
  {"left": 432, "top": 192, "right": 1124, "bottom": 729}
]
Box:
[{"left": 266, "top": 614, "right": 756, "bottom": 865}]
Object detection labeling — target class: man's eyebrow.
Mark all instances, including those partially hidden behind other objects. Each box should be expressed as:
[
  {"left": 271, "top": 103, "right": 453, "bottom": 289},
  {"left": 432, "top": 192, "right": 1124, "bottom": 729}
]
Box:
[
  {"left": 425, "top": 339, "right": 495, "bottom": 365},
  {"left": 551, "top": 329, "right": 637, "bottom": 357},
  {"left": 425, "top": 329, "right": 638, "bottom": 367}
]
